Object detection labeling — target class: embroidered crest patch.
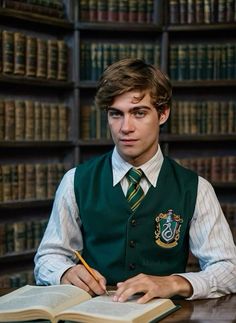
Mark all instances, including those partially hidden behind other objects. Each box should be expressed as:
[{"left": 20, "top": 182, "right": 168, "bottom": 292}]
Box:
[{"left": 155, "top": 209, "right": 183, "bottom": 248}]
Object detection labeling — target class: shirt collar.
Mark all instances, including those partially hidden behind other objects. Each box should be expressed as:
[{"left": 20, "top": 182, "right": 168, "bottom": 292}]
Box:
[{"left": 112, "top": 145, "right": 164, "bottom": 187}]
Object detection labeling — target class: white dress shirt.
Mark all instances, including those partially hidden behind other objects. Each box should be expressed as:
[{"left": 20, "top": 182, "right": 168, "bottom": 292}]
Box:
[{"left": 34, "top": 146, "right": 236, "bottom": 299}]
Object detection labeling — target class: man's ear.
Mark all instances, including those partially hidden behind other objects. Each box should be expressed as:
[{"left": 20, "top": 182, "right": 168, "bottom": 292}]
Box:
[{"left": 159, "top": 106, "right": 170, "bottom": 125}]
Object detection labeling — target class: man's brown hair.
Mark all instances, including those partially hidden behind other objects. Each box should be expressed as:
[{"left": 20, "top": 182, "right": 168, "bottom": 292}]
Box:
[{"left": 95, "top": 58, "right": 172, "bottom": 114}]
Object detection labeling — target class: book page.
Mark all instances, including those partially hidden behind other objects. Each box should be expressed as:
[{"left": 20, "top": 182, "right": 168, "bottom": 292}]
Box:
[
  {"left": 58, "top": 292, "right": 175, "bottom": 323},
  {"left": 0, "top": 285, "right": 91, "bottom": 322}
]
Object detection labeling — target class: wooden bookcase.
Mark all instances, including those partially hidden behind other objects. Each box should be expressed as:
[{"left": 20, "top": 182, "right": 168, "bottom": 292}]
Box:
[
  {"left": 0, "top": 0, "right": 235, "bottom": 286},
  {"left": 0, "top": 0, "right": 76, "bottom": 286}
]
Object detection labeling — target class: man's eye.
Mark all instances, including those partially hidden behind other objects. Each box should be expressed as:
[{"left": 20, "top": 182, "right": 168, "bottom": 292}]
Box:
[
  {"left": 108, "top": 110, "right": 121, "bottom": 118},
  {"left": 134, "top": 110, "right": 146, "bottom": 117}
]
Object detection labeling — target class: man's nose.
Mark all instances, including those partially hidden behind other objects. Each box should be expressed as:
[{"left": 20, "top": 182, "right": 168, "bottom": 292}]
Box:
[{"left": 120, "top": 115, "right": 134, "bottom": 132}]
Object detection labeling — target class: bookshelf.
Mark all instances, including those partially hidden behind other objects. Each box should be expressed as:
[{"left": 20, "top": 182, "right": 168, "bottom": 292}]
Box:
[
  {"left": 0, "top": 0, "right": 235, "bottom": 286},
  {"left": 0, "top": 0, "right": 76, "bottom": 287}
]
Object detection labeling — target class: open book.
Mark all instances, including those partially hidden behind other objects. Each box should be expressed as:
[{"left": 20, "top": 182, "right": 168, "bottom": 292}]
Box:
[{"left": 0, "top": 284, "right": 180, "bottom": 323}]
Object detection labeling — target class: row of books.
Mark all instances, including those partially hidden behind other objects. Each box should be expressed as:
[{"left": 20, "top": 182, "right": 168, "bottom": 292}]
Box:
[
  {"left": 169, "top": 43, "right": 235, "bottom": 81},
  {"left": 0, "top": 218, "right": 48, "bottom": 255},
  {"left": 81, "top": 104, "right": 110, "bottom": 140},
  {"left": 177, "top": 156, "right": 236, "bottom": 183},
  {"left": 0, "top": 99, "right": 69, "bottom": 141},
  {"left": 80, "top": 100, "right": 236, "bottom": 139},
  {"left": 1, "top": 0, "right": 65, "bottom": 18},
  {"left": 0, "top": 30, "right": 68, "bottom": 81},
  {"left": 0, "top": 270, "right": 35, "bottom": 288},
  {"left": 80, "top": 42, "right": 160, "bottom": 81},
  {"left": 168, "top": 0, "right": 236, "bottom": 24},
  {"left": 169, "top": 100, "right": 236, "bottom": 135},
  {"left": 79, "top": 0, "right": 154, "bottom": 23},
  {"left": 0, "top": 162, "right": 69, "bottom": 202}
]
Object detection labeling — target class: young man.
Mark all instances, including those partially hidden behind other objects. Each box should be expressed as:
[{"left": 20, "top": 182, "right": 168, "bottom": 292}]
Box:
[{"left": 34, "top": 59, "right": 236, "bottom": 303}]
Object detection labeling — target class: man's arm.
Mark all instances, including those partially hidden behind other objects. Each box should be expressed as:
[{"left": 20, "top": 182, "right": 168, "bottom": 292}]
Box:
[
  {"left": 178, "top": 176, "right": 236, "bottom": 299},
  {"left": 34, "top": 168, "right": 83, "bottom": 285}
]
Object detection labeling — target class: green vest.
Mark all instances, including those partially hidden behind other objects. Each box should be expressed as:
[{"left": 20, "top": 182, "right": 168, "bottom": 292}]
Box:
[{"left": 74, "top": 152, "right": 198, "bottom": 285}]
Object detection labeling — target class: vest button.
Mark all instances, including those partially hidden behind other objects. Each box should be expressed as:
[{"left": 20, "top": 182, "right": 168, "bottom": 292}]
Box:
[
  {"left": 129, "top": 263, "right": 136, "bottom": 270},
  {"left": 131, "top": 219, "right": 136, "bottom": 226},
  {"left": 129, "top": 240, "right": 135, "bottom": 248}
]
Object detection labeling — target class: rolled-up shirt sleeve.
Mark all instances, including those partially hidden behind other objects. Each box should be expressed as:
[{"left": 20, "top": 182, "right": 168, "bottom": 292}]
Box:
[
  {"left": 34, "top": 168, "right": 83, "bottom": 285},
  {"left": 177, "top": 176, "right": 236, "bottom": 299}
]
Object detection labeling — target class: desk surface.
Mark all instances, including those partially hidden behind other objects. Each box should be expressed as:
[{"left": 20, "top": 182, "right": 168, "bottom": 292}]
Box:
[
  {"left": 162, "top": 294, "right": 236, "bottom": 322},
  {"left": 0, "top": 288, "right": 236, "bottom": 322}
]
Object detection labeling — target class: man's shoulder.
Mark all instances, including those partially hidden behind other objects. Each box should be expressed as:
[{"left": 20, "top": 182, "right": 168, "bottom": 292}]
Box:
[
  {"left": 75, "top": 151, "right": 112, "bottom": 171},
  {"left": 165, "top": 156, "right": 197, "bottom": 175}
]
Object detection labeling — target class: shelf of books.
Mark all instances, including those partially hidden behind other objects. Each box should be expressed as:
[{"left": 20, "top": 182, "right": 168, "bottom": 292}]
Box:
[
  {"left": 0, "top": 0, "right": 235, "bottom": 286},
  {"left": 0, "top": 0, "right": 75, "bottom": 287}
]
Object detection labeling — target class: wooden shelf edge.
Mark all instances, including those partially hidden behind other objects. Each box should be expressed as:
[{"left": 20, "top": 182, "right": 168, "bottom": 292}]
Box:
[
  {"left": 166, "top": 23, "right": 236, "bottom": 32},
  {"left": 0, "top": 8, "right": 74, "bottom": 29},
  {"left": 0, "top": 141, "right": 75, "bottom": 148},
  {"left": 0, "top": 74, "right": 74, "bottom": 88},
  {"left": 76, "top": 22, "right": 162, "bottom": 32},
  {"left": 160, "top": 134, "right": 236, "bottom": 142},
  {"left": 0, "top": 199, "right": 53, "bottom": 209},
  {"left": 0, "top": 250, "right": 35, "bottom": 264},
  {"left": 172, "top": 80, "right": 236, "bottom": 88}
]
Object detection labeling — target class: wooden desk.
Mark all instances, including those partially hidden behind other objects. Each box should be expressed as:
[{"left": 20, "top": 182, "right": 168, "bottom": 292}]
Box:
[
  {"left": 0, "top": 288, "right": 236, "bottom": 322},
  {"left": 161, "top": 294, "right": 236, "bottom": 322}
]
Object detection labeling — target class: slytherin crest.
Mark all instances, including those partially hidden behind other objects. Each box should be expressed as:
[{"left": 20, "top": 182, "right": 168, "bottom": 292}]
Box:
[{"left": 155, "top": 209, "right": 183, "bottom": 248}]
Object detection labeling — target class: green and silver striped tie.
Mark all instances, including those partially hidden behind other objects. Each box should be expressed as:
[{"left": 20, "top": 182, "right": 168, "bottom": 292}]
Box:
[{"left": 126, "top": 168, "right": 144, "bottom": 212}]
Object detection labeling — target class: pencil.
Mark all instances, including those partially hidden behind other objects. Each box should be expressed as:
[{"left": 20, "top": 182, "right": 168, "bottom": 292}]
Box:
[{"left": 74, "top": 250, "right": 109, "bottom": 295}]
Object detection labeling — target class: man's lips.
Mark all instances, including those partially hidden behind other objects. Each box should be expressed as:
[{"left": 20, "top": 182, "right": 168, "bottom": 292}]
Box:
[{"left": 120, "top": 139, "right": 138, "bottom": 144}]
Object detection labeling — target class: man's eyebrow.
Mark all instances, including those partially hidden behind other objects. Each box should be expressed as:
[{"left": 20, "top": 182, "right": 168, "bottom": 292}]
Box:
[{"left": 108, "top": 105, "right": 152, "bottom": 111}]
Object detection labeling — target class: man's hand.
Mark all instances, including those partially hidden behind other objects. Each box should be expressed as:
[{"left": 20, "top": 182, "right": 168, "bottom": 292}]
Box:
[
  {"left": 113, "top": 274, "right": 193, "bottom": 303},
  {"left": 61, "top": 264, "right": 107, "bottom": 296}
]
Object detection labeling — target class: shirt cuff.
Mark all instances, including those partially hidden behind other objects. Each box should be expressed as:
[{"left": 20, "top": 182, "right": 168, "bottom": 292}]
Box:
[
  {"left": 174, "top": 272, "right": 224, "bottom": 300},
  {"left": 51, "top": 263, "right": 75, "bottom": 285}
]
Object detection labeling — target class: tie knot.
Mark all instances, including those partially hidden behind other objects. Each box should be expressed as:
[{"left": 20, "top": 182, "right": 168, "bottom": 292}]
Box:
[{"left": 127, "top": 168, "right": 143, "bottom": 185}]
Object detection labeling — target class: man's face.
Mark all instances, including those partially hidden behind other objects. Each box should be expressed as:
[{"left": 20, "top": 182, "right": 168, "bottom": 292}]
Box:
[{"left": 108, "top": 90, "right": 169, "bottom": 166}]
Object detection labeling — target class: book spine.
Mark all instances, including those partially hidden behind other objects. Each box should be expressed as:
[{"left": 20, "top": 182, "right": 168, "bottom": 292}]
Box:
[
  {"left": 57, "top": 40, "right": 68, "bottom": 81},
  {"left": 2, "top": 165, "right": 12, "bottom": 202},
  {"left": 26, "top": 35, "right": 37, "bottom": 77},
  {"left": 34, "top": 101, "right": 42, "bottom": 140},
  {"left": 41, "top": 102, "right": 50, "bottom": 140},
  {"left": 118, "top": 0, "right": 129, "bottom": 22},
  {"left": 81, "top": 104, "right": 91, "bottom": 139},
  {"left": 25, "top": 100, "right": 34, "bottom": 141},
  {"left": 79, "top": 0, "right": 89, "bottom": 21},
  {"left": 35, "top": 163, "right": 47, "bottom": 199},
  {"left": 129, "top": 0, "right": 138, "bottom": 22},
  {"left": 18, "top": 163, "right": 25, "bottom": 200},
  {"left": 13, "top": 221, "right": 26, "bottom": 253},
  {"left": 4, "top": 100, "right": 15, "bottom": 140},
  {"left": 15, "top": 100, "right": 25, "bottom": 140},
  {"left": 49, "top": 103, "right": 58, "bottom": 140},
  {"left": 25, "top": 164, "right": 36, "bottom": 199},
  {"left": 0, "top": 100, "right": 4, "bottom": 141},
  {"left": 47, "top": 163, "right": 57, "bottom": 198},
  {"left": 2, "top": 30, "right": 14, "bottom": 74},
  {"left": 0, "top": 30, "right": 2, "bottom": 73},
  {"left": 36, "top": 38, "right": 47, "bottom": 78},
  {"left": 108, "top": 0, "right": 118, "bottom": 22},
  {"left": 47, "top": 39, "right": 58, "bottom": 80},
  {"left": 187, "top": 0, "right": 195, "bottom": 24},
  {"left": 169, "top": 0, "right": 180, "bottom": 24},
  {"left": 137, "top": 0, "right": 146, "bottom": 23},
  {"left": 97, "top": 0, "right": 108, "bottom": 21},
  {"left": 13, "top": 32, "right": 26, "bottom": 75},
  {"left": 179, "top": 0, "right": 187, "bottom": 24},
  {"left": 58, "top": 103, "right": 68, "bottom": 140}
]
